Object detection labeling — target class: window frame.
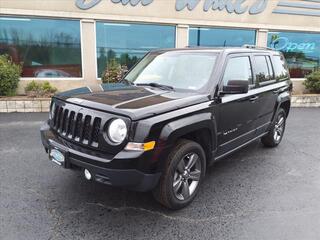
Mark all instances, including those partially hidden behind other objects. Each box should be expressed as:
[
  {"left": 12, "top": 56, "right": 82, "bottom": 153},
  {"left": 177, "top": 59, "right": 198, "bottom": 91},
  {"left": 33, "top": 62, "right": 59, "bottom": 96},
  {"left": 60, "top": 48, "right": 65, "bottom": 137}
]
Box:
[
  {"left": 95, "top": 21, "right": 177, "bottom": 80},
  {"left": 271, "top": 54, "right": 290, "bottom": 82},
  {"left": 252, "top": 54, "right": 277, "bottom": 87},
  {"left": 0, "top": 16, "right": 84, "bottom": 81},
  {"left": 266, "top": 56, "right": 275, "bottom": 80},
  {"left": 218, "top": 53, "right": 255, "bottom": 92},
  {"left": 188, "top": 26, "right": 257, "bottom": 48}
]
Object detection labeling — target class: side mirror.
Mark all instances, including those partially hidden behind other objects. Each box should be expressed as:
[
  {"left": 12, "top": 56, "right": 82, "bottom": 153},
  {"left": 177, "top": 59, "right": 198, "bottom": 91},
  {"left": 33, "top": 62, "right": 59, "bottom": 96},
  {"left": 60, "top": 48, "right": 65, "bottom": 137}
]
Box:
[{"left": 222, "top": 80, "right": 249, "bottom": 94}]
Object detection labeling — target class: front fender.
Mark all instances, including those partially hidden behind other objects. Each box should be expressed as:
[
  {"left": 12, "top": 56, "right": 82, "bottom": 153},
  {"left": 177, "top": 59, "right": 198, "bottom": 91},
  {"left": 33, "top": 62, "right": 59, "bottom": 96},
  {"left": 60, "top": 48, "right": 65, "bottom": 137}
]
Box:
[
  {"left": 159, "top": 112, "right": 217, "bottom": 149},
  {"left": 129, "top": 102, "right": 217, "bottom": 172}
]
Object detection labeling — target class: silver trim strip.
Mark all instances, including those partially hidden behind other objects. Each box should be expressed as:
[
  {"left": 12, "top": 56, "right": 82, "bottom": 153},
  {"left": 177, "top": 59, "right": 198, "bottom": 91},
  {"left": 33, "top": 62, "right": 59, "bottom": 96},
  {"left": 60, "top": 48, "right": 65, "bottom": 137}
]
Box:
[
  {"left": 277, "top": 1, "right": 320, "bottom": 10},
  {"left": 221, "top": 81, "right": 288, "bottom": 104},
  {"left": 215, "top": 132, "right": 268, "bottom": 161},
  {"left": 219, "top": 122, "right": 270, "bottom": 148},
  {"left": 272, "top": 9, "right": 320, "bottom": 17},
  {"left": 303, "top": 0, "right": 320, "bottom": 3}
]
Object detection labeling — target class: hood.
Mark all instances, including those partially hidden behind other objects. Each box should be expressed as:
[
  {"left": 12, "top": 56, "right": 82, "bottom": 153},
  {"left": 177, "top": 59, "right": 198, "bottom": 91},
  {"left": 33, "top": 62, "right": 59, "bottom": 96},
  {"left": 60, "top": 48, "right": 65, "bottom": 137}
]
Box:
[{"left": 54, "top": 83, "right": 210, "bottom": 120}]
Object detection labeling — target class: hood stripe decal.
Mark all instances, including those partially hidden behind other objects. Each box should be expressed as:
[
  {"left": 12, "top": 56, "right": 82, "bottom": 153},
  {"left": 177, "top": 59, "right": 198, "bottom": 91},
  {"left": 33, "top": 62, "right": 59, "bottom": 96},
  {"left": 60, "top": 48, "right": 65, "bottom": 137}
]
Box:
[{"left": 112, "top": 90, "right": 170, "bottom": 108}]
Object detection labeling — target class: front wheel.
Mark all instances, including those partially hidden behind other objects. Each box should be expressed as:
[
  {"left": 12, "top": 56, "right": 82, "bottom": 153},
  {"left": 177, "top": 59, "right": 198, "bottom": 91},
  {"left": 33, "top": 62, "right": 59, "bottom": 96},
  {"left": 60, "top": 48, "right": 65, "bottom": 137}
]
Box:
[
  {"left": 152, "top": 139, "right": 206, "bottom": 209},
  {"left": 261, "top": 108, "right": 287, "bottom": 147}
]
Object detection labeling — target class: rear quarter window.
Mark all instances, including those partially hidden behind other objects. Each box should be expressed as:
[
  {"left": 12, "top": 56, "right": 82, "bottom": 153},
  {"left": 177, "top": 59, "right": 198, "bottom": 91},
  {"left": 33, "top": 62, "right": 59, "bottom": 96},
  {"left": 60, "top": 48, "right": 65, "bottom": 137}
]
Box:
[
  {"left": 253, "top": 55, "right": 272, "bottom": 83},
  {"left": 272, "top": 55, "right": 289, "bottom": 81}
]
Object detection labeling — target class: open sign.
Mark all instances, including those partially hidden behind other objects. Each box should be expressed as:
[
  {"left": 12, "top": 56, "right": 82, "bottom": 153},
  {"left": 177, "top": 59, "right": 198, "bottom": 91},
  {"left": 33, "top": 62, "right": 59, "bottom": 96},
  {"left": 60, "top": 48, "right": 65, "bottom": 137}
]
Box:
[{"left": 273, "top": 37, "right": 316, "bottom": 53}]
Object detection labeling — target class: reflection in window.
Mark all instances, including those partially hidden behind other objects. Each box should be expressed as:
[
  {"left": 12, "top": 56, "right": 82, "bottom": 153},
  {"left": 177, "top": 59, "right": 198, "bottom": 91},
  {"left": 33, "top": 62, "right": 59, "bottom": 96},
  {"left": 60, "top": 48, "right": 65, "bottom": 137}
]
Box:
[
  {"left": 273, "top": 55, "right": 289, "bottom": 80},
  {"left": 96, "top": 22, "right": 176, "bottom": 79},
  {"left": 223, "top": 57, "right": 252, "bottom": 86},
  {"left": 189, "top": 27, "right": 256, "bottom": 47},
  {"left": 127, "top": 52, "right": 217, "bottom": 90},
  {"left": 254, "top": 56, "right": 271, "bottom": 82},
  {"left": 266, "top": 56, "right": 274, "bottom": 79},
  {"left": 267, "top": 31, "right": 320, "bottom": 78},
  {"left": 0, "top": 17, "right": 82, "bottom": 78}
]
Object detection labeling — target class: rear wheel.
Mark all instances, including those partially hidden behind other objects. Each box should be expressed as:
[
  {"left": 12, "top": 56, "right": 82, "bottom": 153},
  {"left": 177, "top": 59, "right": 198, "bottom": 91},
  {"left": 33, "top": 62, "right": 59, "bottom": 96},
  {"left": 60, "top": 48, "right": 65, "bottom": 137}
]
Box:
[
  {"left": 261, "top": 108, "right": 286, "bottom": 147},
  {"left": 152, "top": 139, "right": 206, "bottom": 209}
]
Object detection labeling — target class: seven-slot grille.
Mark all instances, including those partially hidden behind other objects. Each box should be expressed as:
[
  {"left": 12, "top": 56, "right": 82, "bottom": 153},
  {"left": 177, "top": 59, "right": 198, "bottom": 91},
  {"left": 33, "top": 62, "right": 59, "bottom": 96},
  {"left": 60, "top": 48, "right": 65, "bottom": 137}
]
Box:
[{"left": 52, "top": 104, "right": 102, "bottom": 148}]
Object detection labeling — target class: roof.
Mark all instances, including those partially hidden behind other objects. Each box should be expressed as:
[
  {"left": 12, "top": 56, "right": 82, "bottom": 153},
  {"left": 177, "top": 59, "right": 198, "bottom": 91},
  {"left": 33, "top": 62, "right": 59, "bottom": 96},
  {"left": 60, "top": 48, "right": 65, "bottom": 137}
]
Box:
[{"left": 150, "top": 46, "right": 280, "bottom": 55}]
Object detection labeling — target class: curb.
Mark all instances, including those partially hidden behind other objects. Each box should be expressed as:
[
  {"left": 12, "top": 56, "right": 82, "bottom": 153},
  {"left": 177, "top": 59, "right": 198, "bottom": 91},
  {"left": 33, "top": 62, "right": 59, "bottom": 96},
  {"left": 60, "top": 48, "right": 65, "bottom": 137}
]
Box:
[
  {"left": 0, "top": 95, "right": 319, "bottom": 113},
  {"left": 291, "top": 95, "right": 320, "bottom": 108}
]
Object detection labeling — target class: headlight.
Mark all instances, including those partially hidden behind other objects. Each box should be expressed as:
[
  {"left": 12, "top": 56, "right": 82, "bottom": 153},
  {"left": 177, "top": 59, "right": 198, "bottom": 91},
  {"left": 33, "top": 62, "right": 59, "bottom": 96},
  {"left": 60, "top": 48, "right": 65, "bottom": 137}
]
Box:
[{"left": 107, "top": 119, "right": 127, "bottom": 144}]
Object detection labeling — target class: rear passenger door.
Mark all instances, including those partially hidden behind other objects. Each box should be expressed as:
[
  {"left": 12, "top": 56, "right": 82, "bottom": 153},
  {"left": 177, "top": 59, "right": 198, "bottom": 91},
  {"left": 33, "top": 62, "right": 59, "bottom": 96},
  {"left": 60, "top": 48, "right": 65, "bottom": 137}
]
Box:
[{"left": 251, "top": 54, "right": 280, "bottom": 135}]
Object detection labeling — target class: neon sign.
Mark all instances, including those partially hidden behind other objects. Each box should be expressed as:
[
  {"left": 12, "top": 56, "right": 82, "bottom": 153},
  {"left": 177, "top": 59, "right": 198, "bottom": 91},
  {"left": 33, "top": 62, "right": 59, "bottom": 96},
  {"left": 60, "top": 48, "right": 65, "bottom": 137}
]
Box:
[{"left": 271, "top": 37, "right": 316, "bottom": 53}]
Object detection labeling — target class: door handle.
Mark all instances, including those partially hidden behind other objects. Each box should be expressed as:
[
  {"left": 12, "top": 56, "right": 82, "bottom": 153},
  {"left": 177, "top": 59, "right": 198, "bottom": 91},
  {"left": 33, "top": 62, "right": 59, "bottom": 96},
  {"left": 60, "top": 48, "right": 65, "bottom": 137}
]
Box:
[{"left": 249, "top": 96, "right": 259, "bottom": 102}]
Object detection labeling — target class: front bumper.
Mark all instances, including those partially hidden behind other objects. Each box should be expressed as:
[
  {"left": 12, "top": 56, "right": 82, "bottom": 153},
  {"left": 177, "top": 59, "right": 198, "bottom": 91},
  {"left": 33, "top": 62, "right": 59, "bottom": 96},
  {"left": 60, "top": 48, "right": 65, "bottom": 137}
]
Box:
[{"left": 40, "top": 121, "right": 161, "bottom": 192}]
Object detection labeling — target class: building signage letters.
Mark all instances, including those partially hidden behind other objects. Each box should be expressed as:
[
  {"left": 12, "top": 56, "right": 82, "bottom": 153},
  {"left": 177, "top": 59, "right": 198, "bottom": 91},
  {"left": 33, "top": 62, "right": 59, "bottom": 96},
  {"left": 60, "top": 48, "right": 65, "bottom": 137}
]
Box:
[
  {"left": 176, "top": 0, "right": 268, "bottom": 14},
  {"left": 75, "top": 0, "right": 268, "bottom": 15},
  {"left": 75, "top": 0, "right": 153, "bottom": 10}
]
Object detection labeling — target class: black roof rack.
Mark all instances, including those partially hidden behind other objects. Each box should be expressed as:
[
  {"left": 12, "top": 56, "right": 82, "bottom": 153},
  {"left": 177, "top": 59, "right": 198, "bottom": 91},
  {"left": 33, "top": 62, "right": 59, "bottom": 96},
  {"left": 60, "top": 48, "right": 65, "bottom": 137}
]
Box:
[{"left": 242, "top": 45, "right": 274, "bottom": 51}]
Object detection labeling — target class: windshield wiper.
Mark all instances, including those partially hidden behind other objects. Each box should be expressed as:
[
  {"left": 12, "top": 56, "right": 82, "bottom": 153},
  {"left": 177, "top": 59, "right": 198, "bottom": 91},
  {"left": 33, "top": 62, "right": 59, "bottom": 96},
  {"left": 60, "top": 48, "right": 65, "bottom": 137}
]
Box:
[{"left": 136, "top": 82, "right": 174, "bottom": 91}]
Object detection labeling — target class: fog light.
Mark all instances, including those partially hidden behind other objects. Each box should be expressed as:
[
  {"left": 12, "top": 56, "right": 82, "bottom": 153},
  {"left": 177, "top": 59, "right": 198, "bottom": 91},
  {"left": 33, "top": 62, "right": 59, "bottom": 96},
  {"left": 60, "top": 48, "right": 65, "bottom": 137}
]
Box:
[{"left": 84, "top": 169, "right": 92, "bottom": 180}]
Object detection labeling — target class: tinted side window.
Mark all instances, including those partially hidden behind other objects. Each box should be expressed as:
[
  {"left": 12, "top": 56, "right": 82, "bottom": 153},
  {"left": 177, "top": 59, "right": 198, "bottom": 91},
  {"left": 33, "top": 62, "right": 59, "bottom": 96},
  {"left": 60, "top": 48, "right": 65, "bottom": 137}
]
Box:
[
  {"left": 254, "top": 56, "right": 270, "bottom": 82},
  {"left": 223, "top": 57, "right": 252, "bottom": 86},
  {"left": 273, "top": 55, "right": 289, "bottom": 81},
  {"left": 266, "top": 56, "right": 274, "bottom": 79}
]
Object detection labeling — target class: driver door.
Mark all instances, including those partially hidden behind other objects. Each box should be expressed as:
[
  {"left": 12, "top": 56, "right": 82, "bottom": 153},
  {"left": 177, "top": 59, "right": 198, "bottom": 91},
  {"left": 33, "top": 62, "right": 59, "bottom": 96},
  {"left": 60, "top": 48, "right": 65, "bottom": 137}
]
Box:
[{"left": 216, "top": 54, "right": 260, "bottom": 157}]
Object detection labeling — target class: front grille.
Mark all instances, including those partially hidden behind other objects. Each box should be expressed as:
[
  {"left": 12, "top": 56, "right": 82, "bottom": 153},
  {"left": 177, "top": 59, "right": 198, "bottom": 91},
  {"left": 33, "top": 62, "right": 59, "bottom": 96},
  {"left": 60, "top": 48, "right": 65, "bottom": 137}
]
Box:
[{"left": 52, "top": 105, "right": 102, "bottom": 148}]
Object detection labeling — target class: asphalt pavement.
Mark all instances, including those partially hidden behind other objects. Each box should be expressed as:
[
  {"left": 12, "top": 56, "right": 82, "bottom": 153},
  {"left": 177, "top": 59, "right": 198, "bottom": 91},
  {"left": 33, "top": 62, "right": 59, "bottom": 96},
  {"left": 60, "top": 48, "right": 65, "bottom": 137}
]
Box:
[{"left": 1, "top": 108, "right": 320, "bottom": 240}]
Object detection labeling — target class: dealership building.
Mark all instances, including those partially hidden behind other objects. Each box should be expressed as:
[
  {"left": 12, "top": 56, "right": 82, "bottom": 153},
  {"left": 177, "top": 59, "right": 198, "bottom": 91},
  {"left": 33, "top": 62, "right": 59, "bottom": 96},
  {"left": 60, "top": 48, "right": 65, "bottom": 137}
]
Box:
[{"left": 0, "top": 0, "right": 319, "bottom": 94}]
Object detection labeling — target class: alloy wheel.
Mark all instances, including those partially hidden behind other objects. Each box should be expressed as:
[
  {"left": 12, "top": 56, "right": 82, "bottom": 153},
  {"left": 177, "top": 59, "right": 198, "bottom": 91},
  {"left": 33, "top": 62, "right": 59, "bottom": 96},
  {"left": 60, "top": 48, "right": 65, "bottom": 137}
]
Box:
[
  {"left": 274, "top": 114, "right": 285, "bottom": 142},
  {"left": 172, "top": 152, "right": 202, "bottom": 201}
]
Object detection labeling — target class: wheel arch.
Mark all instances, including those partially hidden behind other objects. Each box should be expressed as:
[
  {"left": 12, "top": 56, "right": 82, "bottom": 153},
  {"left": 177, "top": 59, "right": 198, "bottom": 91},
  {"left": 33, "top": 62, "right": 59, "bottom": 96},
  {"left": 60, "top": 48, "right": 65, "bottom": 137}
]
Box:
[
  {"left": 159, "top": 113, "right": 217, "bottom": 167},
  {"left": 279, "top": 100, "right": 291, "bottom": 117},
  {"left": 272, "top": 91, "right": 291, "bottom": 122}
]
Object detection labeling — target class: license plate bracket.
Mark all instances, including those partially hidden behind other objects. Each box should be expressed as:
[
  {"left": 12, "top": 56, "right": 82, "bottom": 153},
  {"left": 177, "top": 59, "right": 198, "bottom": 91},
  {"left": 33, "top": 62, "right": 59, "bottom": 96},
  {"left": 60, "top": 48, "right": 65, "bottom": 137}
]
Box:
[{"left": 49, "top": 147, "right": 69, "bottom": 168}]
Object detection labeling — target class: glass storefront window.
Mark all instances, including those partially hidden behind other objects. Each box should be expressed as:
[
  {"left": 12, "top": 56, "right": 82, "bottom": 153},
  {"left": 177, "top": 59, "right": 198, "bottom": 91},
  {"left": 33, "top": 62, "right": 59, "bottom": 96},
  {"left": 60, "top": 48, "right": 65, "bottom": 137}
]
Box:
[
  {"left": 0, "top": 17, "right": 82, "bottom": 78},
  {"left": 267, "top": 31, "right": 320, "bottom": 78},
  {"left": 189, "top": 27, "right": 256, "bottom": 47},
  {"left": 96, "top": 22, "right": 176, "bottom": 78}
]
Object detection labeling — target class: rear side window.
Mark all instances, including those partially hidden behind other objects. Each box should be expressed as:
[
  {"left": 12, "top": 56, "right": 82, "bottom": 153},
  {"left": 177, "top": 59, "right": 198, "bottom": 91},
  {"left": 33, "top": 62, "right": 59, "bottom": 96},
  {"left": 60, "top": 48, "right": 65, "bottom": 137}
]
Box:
[
  {"left": 222, "top": 56, "right": 253, "bottom": 86},
  {"left": 273, "top": 55, "right": 289, "bottom": 81},
  {"left": 253, "top": 56, "right": 271, "bottom": 83},
  {"left": 266, "top": 56, "right": 274, "bottom": 79}
]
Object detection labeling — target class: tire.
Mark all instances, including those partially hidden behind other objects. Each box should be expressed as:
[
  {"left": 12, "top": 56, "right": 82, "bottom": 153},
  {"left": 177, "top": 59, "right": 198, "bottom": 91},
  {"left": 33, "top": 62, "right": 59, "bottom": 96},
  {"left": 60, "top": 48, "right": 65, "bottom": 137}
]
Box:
[
  {"left": 261, "top": 108, "right": 287, "bottom": 147},
  {"left": 152, "top": 139, "right": 206, "bottom": 210}
]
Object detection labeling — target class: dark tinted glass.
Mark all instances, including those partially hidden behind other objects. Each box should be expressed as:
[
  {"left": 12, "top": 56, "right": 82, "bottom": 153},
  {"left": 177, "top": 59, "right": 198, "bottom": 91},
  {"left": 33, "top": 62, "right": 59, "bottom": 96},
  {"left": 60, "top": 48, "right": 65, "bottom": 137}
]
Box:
[
  {"left": 266, "top": 56, "right": 274, "bottom": 79},
  {"left": 223, "top": 57, "right": 252, "bottom": 86},
  {"left": 254, "top": 56, "right": 270, "bottom": 82},
  {"left": 96, "top": 22, "right": 176, "bottom": 78},
  {"left": 267, "top": 31, "right": 320, "bottom": 78},
  {"left": 189, "top": 27, "right": 256, "bottom": 47},
  {"left": 0, "top": 17, "right": 82, "bottom": 78},
  {"left": 273, "top": 55, "right": 289, "bottom": 80}
]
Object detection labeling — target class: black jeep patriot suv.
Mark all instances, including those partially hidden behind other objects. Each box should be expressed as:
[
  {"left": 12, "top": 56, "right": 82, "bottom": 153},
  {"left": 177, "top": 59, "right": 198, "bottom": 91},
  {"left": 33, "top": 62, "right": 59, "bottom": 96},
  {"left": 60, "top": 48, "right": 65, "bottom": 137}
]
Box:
[{"left": 41, "top": 46, "right": 292, "bottom": 209}]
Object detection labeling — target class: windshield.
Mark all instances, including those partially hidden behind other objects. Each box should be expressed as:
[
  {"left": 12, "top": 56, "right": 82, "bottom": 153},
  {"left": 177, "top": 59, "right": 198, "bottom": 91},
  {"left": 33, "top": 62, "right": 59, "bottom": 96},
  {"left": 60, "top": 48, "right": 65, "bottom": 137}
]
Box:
[{"left": 125, "top": 51, "right": 217, "bottom": 91}]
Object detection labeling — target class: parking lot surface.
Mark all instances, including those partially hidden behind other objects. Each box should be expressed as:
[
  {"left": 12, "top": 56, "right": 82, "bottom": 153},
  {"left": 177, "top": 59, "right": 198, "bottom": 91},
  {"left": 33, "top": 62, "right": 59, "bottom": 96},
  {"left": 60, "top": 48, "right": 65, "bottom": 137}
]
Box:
[{"left": 1, "top": 108, "right": 320, "bottom": 240}]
